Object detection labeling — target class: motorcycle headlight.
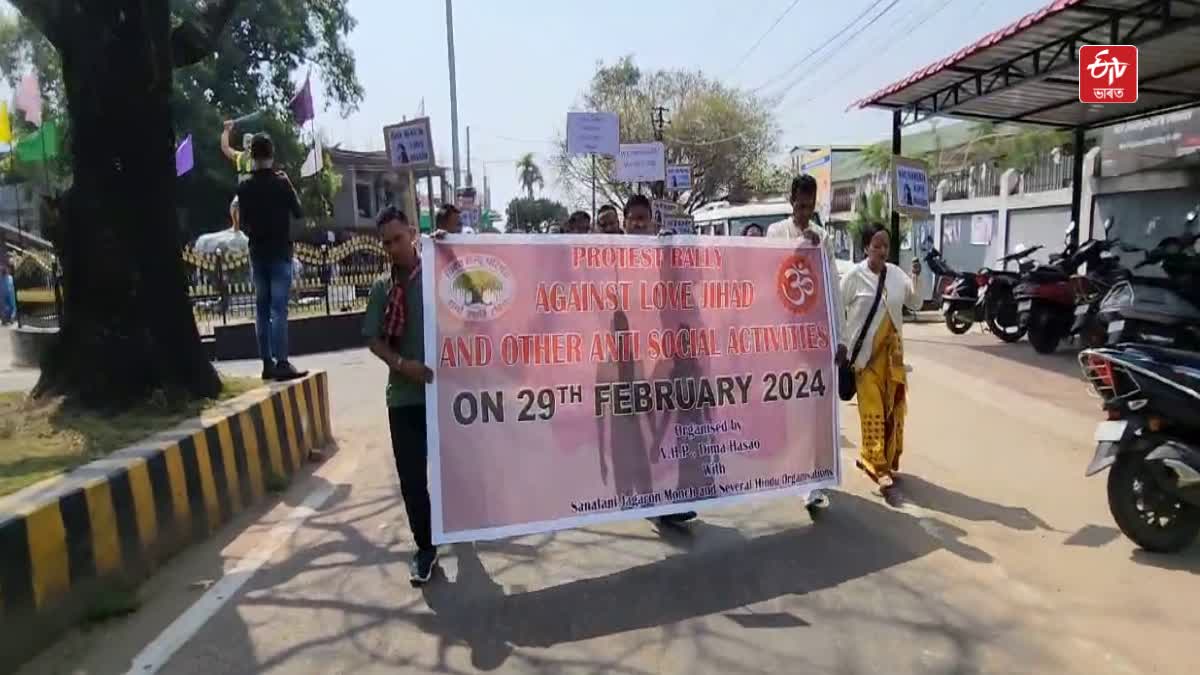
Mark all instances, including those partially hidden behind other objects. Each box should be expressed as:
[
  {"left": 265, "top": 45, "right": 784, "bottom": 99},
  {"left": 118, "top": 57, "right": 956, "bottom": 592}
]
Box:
[{"left": 1100, "top": 283, "right": 1134, "bottom": 312}]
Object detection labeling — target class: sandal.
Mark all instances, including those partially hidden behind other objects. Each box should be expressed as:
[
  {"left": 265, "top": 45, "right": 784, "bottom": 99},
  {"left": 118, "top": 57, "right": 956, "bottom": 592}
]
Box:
[{"left": 855, "top": 459, "right": 881, "bottom": 484}]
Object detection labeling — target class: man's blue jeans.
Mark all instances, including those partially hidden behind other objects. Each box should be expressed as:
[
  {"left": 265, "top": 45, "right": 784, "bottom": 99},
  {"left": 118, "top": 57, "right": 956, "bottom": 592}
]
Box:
[
  {"left": 1, "top": 274, "right": 15, "bottom": 324},
  {"left": 252, "top": 259, "right": 292, "bottom": 366}
]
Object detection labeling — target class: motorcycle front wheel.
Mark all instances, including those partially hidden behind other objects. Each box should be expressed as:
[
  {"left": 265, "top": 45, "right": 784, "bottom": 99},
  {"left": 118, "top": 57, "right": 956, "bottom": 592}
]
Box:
[
  {"left": 944, "top": 312, "right": 972, "bottom": 335},
  {"left": 1107, "top": 453, "right": 1200, "bottom": 553}
]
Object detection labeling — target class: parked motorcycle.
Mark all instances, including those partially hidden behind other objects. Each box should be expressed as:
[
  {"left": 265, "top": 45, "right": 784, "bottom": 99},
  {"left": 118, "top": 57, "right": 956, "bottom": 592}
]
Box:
[
  {"left": 1098, "top": 210, "right": 1200, "bottom": 349},
  {"left": 925, "top": 247, "right": 1032, "bottom": 341},
  {"left": 1079, "top": 345, "right": 1200, "bottom": 552},
  {"left": 1015, "top": 224, "right": 1079, "bottom": 354},
  {"left": 1066, "top": 221, "right": 1132, "bottom": 348}
]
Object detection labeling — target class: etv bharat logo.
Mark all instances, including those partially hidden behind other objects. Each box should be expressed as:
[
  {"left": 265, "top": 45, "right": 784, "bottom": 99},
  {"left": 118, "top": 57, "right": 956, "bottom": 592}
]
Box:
[
  {"left": 1079, "top": 45, "right": 1138, "bottom": 104},
  {"left": 776, "top": 254, "right": 821, "bottom": 315},
  {"left": 440, "top": 254, "right": 515, "bottom": 321}
]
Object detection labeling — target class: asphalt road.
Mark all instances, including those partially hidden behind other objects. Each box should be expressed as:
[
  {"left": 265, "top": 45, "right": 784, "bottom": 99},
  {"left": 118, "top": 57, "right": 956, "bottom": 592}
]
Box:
[{"left": 14, "top": 323, "right": 1199, "bottom": 675}]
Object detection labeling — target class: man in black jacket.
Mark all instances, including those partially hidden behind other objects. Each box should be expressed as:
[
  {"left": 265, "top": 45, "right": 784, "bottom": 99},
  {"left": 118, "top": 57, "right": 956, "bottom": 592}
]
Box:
[{"left": 236, "top": 133, "right": 308, "bottom": 381}]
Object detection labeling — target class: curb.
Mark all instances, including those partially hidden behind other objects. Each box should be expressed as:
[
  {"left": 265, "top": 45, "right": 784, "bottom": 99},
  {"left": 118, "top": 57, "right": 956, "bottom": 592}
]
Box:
[{"left": 0, "top": 371, "right": 331, "bottom": 669}]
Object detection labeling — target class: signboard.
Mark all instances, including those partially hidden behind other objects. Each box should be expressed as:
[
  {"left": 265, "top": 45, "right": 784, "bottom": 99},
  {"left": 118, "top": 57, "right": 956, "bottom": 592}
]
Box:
[
  {"left": 566, "top": 112, "right": 620, "bottom": 156},
  {"left": 383, "top": 117, "right": 434, "bottom": 169},
  {"left": 651, "top": 198, "right": 677, "bottom": 230},
  {"left": 423, "top": 236, "right": 840, "bottom": 543},
  {"left": 663, "top": 215, "right": 695, "bottom": 234},
  {"left": 615, "top": 142, "right": 666, "bottom": 183},
  {"left": 666, "top": 164, "right": 693, "bottom": 191},
  {"left": 1099, "top": 105, "right": 1200, "bottom": 177},
  {"left": 800, "top": 148, "right": 833, "bottom": 224},
  {"left": 893, "top": 157, "right": 930, "bottom": 216}
]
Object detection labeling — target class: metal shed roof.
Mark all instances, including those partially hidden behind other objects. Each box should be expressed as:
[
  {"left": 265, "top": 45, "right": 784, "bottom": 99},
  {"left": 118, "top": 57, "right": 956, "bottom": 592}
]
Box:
[{"left": 852, "top": 0, "right": 1200, "bottom": 128}]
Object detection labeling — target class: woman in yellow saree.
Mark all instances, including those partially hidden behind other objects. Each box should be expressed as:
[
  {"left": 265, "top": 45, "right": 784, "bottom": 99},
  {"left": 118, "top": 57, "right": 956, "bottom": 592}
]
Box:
[{"left": 840, "top": 224, "right": 922, "bottom": 490}]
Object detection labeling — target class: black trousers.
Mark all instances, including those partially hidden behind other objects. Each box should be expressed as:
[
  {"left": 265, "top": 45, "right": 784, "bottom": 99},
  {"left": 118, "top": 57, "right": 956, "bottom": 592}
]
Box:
[{"left": 388, "top": 406, "right": 433, "bottom": 551}]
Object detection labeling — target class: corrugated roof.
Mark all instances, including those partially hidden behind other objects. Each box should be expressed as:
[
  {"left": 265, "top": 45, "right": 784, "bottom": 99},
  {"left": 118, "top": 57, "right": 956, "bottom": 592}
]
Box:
[{"left": 852, "top": 0, "right": 1200, "bottom": 128}]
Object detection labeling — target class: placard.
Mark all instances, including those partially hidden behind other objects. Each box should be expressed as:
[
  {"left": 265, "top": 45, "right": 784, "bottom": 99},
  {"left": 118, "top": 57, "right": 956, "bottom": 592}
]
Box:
[
  {"left": 894, "top": 157, "right": 930, "bottom": 216},
  {"left": 615, "top": 142, "right": 666, "bottom": 183},
  {"left": 383, "top": 117, "right": 434, "bottom": 169},
  {"left": 666, "top": 164, "right": 692, "bottom": 191},
  {"left": 566, "top": 112, "right": 620, "bottom": 156}
]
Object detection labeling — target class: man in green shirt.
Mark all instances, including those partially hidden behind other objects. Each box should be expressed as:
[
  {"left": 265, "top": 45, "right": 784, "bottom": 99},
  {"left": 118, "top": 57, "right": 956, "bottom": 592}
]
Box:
[{"left": 363, "top": 206, "right": 438, "bottom": 583}]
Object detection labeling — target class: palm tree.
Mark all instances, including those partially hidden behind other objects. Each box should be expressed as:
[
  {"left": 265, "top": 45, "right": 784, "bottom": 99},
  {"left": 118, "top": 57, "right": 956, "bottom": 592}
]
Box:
[
  {"left": 515, "top": 153, "right": 545, "bottom": 198},
  {"left": 848, "top": 190, "right": 889, "bottom": 258}
]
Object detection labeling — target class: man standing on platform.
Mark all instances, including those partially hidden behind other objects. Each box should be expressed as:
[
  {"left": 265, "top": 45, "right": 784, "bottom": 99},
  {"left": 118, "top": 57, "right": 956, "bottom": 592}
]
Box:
[{"left": 236, "top": 133, "right": 308, "bottom": 381}]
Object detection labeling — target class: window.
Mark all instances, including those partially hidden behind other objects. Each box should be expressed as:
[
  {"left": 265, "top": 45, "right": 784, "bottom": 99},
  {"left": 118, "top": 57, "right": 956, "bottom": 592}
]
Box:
[{"left": 355, "top": 183, "right": 373, "bottom": 218}]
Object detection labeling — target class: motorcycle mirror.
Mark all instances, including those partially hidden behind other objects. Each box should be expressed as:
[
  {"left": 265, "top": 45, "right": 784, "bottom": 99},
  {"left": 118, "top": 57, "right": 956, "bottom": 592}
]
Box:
[
  {"left": 1147, "top": 217, "right": 1160, "bottom": 235},
  {"left": 1103, "top": 218, "right": 1113, "bottom": 233}
]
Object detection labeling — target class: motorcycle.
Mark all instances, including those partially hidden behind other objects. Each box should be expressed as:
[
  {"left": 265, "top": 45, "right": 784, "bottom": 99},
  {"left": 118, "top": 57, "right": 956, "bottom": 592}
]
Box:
[
  {"left": 925, "top": 247, "right": 1033, "bottom": 341},
  {"left": 1079, "top": 345, "right": 1200, "bottom": 552},
  {"left": 1015, "top": 224, "right": 1079, "bottom": 354},
  {"left": 1098, "top": 210, "right": 1200, "bottom": 350},
  {"left": 1066, "top": 221, "right": 1132, "bottom": 348}
]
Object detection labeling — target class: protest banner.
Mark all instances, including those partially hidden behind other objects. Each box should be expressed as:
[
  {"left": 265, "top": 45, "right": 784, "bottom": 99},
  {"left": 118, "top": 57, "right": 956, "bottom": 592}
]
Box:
[
  {"left": 566, "top": 112, "right": 620, "bottom": 156},
  {"left": 423, "top": 235, "right": 840, "bottom": 543},
  {"left": 615, "top": 142, "right": 666, "bottom": 183}
]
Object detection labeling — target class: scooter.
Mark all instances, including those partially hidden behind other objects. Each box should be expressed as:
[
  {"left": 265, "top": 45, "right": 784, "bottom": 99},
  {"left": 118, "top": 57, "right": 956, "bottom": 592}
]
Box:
[
  {"left": 925, "top": 247, "right": 1033, "bottom": 341},
  {"left": 1098, "top": 211, "right": 1200, "bottom": 350},
  {"left": 1080, "top": 345, "right": 1200, "bottom": 552},
  {"left": 1015, "top": 224, "right": 1078, "bottom": 354},
  {"left": 1067, "top": 221, "right": 1132, "bottom": 348}
]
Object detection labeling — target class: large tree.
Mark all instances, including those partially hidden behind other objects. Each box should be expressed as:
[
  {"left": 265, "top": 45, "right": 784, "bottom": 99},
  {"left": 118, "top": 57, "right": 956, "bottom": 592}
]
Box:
[
  {"left": 553, "top": 56, "right": 779, "bottom": 213},
  {"left": 0, "top": 1, "right": 362, "bottom": 239},
  {"left": 505, "top": 197, "right": 567, "bottom": 233},
  {"left": 515, "top": 153, "right": 544, "bottom": 199},
  {"left": 9, "top": 0, "right": 237, "bottom": 408}
]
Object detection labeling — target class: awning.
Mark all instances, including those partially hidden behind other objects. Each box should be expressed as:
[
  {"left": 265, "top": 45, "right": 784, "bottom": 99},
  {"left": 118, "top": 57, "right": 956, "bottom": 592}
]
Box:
[{"left": 852, "top": 0, "right": 1200, "bottom": 128}]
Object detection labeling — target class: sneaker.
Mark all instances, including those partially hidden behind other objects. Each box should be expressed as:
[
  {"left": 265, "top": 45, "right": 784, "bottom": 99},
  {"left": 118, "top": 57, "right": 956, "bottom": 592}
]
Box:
[
  {"left": 654, "top": 511, "right": 698, "bottom": 526},
  {"left": 410, "top": 548, "right": 439, "bottom": 584},
  {"left": 272, "top": 361, "right": 308, "bottom": 381},
  {"left": 261, "top": 362, "right": 276, "bottom": 380}
]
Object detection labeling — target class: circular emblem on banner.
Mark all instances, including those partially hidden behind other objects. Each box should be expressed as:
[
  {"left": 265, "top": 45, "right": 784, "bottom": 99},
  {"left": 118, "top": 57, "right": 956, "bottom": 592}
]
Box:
[
  {"left": 440, "top": 254, "right": 516, "bottom": 321},
  {"left": 776, "top": 253, "right": 821, "bottom": 314}
]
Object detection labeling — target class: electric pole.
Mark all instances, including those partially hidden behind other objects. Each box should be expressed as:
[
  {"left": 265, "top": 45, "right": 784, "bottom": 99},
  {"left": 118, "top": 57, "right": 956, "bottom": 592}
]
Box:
[
  {"left": 465, "top": 125, "right": 473, "bottom": 188},
  {"left": 651, "top": 106, "right": 669, "bottom": 199},
  {"left": 445, "top": 0, "right": 462, "bottom": 195}
]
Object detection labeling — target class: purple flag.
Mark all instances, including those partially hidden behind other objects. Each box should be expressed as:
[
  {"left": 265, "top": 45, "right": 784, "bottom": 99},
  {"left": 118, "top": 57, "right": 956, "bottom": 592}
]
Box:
[
  {"left": 290, "top": 72, "right": 314, "bottom": 126},
  {"left": 175, "top": 134, "right": 194, "bottom": 176}
]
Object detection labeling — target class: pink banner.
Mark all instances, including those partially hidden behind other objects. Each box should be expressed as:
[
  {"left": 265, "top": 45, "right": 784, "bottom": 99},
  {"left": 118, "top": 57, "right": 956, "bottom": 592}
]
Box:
[{"left": 423, "top": 235, "right": 840, "bottom": 543}]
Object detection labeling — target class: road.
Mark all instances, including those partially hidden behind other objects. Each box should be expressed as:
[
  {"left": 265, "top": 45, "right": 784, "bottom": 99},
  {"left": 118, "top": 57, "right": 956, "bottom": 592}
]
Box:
[{"left": 14, "top": 323, "right": 1199, "bottom": 675}]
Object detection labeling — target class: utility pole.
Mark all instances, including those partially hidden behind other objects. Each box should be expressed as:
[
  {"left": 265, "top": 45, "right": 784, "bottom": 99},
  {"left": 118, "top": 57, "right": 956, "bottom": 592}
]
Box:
[
  {"left": 651, "top": 106, "right": 669, "bottom": 199},
  {"left": 465, "top": 125, "right": 473, "bottom": 188},
  {"left": 445, "top": 0, "right": 462, "bottom": 195}
]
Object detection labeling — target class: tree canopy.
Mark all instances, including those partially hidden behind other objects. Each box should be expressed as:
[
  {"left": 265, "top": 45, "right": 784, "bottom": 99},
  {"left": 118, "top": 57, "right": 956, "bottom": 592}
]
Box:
[
  {"left": 515, "top": 153, "right": 544, "bottom": 199},
  {"left": 505, "top": 196, "right": 567, "bottom": 233},
  {"left": 0, "top": 0, "right": 362, "bottom": 238},
  {"left": 553, "top": 56, "right": 779, "bottom": 214}
]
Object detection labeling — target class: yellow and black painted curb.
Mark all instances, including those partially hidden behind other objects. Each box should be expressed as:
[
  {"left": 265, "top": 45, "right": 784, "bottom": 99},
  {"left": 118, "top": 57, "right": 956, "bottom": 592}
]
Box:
[{"left": 0, "top": 371, "right": 331, "bottom": 667}]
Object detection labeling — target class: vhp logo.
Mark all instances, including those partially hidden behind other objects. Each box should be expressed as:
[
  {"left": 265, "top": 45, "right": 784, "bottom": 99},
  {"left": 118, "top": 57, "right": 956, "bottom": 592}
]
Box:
[{"left": 1079, "top": 45, "right": 1138, "bottom": 104}]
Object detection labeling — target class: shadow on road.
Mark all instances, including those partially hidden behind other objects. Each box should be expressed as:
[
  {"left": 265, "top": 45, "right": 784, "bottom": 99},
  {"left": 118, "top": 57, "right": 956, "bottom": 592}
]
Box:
[
  {"left": 962, "top": 341, "right": 1083, "bottom": 380},
  {"left": 1131, "top": 546, "right": 1200, "bottom": 574},
  {"left": 411, "top": 491, "right": 991, "bottom": 671},
  {"left": 893, "top": 474, "right": 1055, "bottom": 532}
]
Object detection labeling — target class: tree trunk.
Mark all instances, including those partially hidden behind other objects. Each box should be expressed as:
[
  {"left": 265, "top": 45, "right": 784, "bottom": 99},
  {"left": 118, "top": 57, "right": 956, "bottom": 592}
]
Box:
[{"left": 33, "top": 1, "right": 220, "bottom": 409}]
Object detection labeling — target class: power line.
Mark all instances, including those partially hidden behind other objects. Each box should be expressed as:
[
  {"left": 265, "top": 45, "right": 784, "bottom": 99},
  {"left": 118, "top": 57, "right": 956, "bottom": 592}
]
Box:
[
  {"left": 750, "top": 0, "right": 892, "bottom": 94},
  {"left": 764, "top": 0, "right": 903, "bottom": 102},
  {"left": 727, "top": 0, "right": 803, "bottom": 75}
]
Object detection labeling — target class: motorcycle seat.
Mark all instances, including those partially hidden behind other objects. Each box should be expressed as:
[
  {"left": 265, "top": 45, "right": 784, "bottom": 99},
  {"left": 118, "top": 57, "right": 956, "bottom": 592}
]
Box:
[{"left": 1029, "top": 267, "right": 1070, "bottom": 282}]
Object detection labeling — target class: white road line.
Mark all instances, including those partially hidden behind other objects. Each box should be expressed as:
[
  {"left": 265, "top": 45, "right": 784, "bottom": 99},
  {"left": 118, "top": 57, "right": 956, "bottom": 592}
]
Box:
[{"left": 126, "top": 455, "right": 357, "bottom": 675}]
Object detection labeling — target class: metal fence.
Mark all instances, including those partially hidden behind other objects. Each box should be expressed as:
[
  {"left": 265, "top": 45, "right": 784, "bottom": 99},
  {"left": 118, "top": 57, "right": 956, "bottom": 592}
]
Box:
[{"left": 184, "top": 235, "right": 390, "bottom": 335}]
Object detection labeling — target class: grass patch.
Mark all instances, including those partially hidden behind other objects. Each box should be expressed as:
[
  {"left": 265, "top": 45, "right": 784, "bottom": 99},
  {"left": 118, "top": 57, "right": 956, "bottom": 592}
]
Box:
[{"left": 0, "top": 377, "right": 261, "bottom": 497}]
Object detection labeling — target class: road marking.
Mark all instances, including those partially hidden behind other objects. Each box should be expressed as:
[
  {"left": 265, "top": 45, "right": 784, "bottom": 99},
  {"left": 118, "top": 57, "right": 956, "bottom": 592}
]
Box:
[{"left": 125, "top": 454, "right": 357, "bottom": 675}]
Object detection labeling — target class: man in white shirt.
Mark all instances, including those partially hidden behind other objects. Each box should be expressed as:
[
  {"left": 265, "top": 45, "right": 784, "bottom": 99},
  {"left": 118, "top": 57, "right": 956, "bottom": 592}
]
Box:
[
  {"left": 767, "top": 175, "right": 847, "bottom": 364},
  {"left": 767, "top": 175, "right": 846, "bottom": 517}
]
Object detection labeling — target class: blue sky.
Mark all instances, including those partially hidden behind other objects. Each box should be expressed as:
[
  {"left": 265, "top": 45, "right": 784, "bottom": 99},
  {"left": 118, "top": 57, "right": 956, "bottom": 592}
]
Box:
[
  {"left": 319, "top": 0, "right": 1049, "bottom": 211},
  {"left": 2, "top": 0, "right": 1052, "bottom": 211}
]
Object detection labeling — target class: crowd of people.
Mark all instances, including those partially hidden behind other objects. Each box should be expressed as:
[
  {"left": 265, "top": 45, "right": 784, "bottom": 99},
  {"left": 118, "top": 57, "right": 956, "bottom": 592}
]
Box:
[{"left": 366, "top": 173, "right": 924, "bottom": 584}]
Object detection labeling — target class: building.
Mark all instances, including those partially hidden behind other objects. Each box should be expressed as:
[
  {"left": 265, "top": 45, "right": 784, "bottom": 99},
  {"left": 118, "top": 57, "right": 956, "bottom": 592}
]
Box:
[{"left": 326, "top": 148, "right": 450, "bottom": 233}]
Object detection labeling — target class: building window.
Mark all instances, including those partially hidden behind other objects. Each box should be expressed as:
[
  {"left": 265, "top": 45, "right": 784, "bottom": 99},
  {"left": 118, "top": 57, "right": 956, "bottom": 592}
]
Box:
[{"left": 355, "top": 183, "right": 373, "bottom": 218}]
